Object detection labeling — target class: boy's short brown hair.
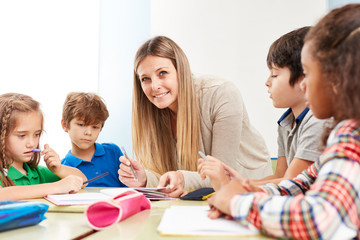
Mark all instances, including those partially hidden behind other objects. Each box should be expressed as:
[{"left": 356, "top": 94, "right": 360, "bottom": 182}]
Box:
[
  {"left": 62, "top": 92, "right": 109, "bottom": 128},
  {"left": 267, "top": 26, "right": 311, "bottom": 86}
]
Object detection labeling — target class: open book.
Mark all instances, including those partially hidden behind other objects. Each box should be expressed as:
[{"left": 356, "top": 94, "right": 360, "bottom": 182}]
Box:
[
  {"left": 157, "top": 206, "right": 259, "bottom": 236},
  {"left": 45, "top": 187, "right": 174, "bottom": 206}
]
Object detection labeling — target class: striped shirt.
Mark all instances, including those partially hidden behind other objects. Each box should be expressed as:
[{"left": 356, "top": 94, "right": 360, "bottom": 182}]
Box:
[{"left": 231, "top": 119, "right": 360, "bottom": 239}]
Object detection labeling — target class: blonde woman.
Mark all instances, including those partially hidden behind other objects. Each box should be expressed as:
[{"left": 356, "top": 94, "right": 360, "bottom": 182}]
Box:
[{"left": 118, "top": 36, "right": 272, "bottom": 197}]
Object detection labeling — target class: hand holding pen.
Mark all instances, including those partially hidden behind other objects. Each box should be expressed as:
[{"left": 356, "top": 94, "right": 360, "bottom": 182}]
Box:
[
  {"left": 197, "top": 151, "right": 233, "bottom": 191},
  {"left": 120, "top": 146, "right": 138, "bottom": 181},
  {"left": 41, "top": 144, "right": 63, "bottom": 174},
  {"left": 118, "top": 147, "right": 147, "bottom": 187},
  {"left": 198, "top": 151, "right": 244, "bottom": 181}
]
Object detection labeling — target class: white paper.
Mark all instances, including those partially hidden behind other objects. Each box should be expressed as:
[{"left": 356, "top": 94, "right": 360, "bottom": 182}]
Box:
[
  {"left": 100, "top": 188, "right": 135, "bottom": 197},
  {"left": 45, "top": 192, "right": 112, "bottom": 206},
  {"left": 157, "top": 206, "right": 259, "bottom": 236}
]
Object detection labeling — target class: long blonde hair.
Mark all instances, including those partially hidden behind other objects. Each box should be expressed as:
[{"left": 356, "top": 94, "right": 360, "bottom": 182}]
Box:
[
  {"left": 132, "top": 36, "right": 200, "bottom": 175},
  {"left": 0, "top": 93, "right": 43, "bottom": 187}
]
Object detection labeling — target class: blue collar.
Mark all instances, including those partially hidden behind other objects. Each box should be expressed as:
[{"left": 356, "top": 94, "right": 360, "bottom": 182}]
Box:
[
  {"left": 277, "top": 107, "right": 309, "bottom": 126},
  {"left": 65, "top": 142, "right": 105, "bottom": 167}
]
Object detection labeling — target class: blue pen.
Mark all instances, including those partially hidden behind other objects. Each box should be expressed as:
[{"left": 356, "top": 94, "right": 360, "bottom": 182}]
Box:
[
  {"left": 120, "top": 146, "right": 138, "bottom": 181},
  {"left": 32, "top": 149, "right": 42, "bottom": 152},
  {"left": 198, "top": 151, "right": 209, "bottom": 161}
]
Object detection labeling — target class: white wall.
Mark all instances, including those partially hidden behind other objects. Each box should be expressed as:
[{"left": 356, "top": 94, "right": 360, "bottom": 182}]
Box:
[
  {"left": 0, "top": 0, "right": 99, "bottom": 159},
  {"left": 329, "top": 0, "right": 360, "bottom": 8},
  {"left": 150, "top": 0, "right": 328, "bottom": 156},
  {"left": 97, "top": 0, "right": 150, "bottom": 155}
]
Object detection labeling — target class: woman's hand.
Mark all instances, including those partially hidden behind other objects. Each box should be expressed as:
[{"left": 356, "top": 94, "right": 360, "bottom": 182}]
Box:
[
  {"left": 42, "top": 144, "right": 62, "bottom": 174},
  {"left": 197, "top": 155, "right": 230, "bottom": 191},
  {"left": 118, "top": 156, "right": 147, "bottom": 187},
  {"left": 157, "top": 171, "right": 187, "bottom": 198}
]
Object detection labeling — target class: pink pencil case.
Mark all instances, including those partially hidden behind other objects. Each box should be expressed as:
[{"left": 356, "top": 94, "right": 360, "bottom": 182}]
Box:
[{"left": 85, "top": 189, "right": 151, "bottom": 230}]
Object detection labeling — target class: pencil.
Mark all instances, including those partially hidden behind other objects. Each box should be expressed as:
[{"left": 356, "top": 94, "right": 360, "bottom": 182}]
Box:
[
  {"left": 198, "top": 151, "right": 209, "bottom": 161},
  {"left": 83, "top": 172, "right": 109, "bottom": 184},
  {"left": 71, "top": 229, "right": 96, "bottom": 240},
  {"left": 120, "top": 146, "right": 138, "bottom": 181},
  {"left": 202, "top": 191, "right": 216, "bottom": 200}
]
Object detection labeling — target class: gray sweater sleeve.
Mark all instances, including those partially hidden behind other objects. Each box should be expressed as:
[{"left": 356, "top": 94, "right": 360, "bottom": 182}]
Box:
[{"left": 180, "top": 77, "right": 271, "bottom": 192}]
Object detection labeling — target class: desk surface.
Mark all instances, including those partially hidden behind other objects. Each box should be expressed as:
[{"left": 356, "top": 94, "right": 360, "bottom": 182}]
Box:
[{"left": 0, "top": 188, "right": 272, "bottom": 240}]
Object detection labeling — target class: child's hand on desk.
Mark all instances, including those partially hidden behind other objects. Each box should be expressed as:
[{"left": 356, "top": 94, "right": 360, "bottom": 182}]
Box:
[
  {"left": 54, "top": 175, "right": 83, "bottom": 194},
  {"left": 207, "top": 179, "right": 249, "bottom": 218},
  {"left": 157, "top": 171, "right": 187, "bottom": 198},
  {"left": 197, "top": 156, "right": 229, "bottom": 191},
  {"left": 118, "top": 156, "right": 146, "bottom": 187},
  {"left": 42, "top": 144, "right": 62, "bottom": 174}
]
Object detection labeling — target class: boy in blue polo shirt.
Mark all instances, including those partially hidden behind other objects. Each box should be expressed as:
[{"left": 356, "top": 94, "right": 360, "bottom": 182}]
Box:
[
  {"left": 61, "top": 92, "right": 126, "bottom": 187},
  {"left": 198, "top": 26, "right": 331, "bottom": 189}
]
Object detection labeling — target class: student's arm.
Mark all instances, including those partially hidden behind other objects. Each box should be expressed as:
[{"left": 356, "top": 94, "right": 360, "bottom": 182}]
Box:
[
  {"left": 207, "top": 178, "right": 251, "bottom": 219},
  {"left": 283, "top": 158, "right": 314, "bottom": 179},
  {"left": 42, "top": 144, "right": 87, "bottom": 183},
  {"left": 0, "top": 175, "right": 83, "bottom": 201},
  {"left": 251, "top": 113, "right": 326, "bottom": 185},
  {"left": 228, "top": 146, "right": 358, "bottom": 238},
  {"left": 208, "top": 162, "right": 318, "bottom": 237},
  {"left": 250, "top": 157, "right": 313, "bottom": 185},
  {"left": 253, "top": 156, "right": 288, "bottom": 181},
  {"left": 55, "top": 165, "right": 87, "bottom": 182}
]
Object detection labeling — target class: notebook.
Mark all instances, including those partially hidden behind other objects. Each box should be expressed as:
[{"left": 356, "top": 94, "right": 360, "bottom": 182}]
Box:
[
  {"left": 157, "top": 206, "right": 259, "bottom": 236},
  {"left": 45, "top": 192, "right": 113, "bottom": 206},
  {"left": 45, "top": 187, "right": 173, "bottom": 206}
]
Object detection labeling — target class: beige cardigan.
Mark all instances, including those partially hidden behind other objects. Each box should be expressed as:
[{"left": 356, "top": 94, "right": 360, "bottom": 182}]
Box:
[{"left": 145, "top": 76, "right": 272, "bottom": 191}]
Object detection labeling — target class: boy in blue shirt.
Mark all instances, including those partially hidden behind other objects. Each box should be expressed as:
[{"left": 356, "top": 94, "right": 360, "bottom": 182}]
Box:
[{"left": 61, "top": 92, "right": 126, "bottom": 187}]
